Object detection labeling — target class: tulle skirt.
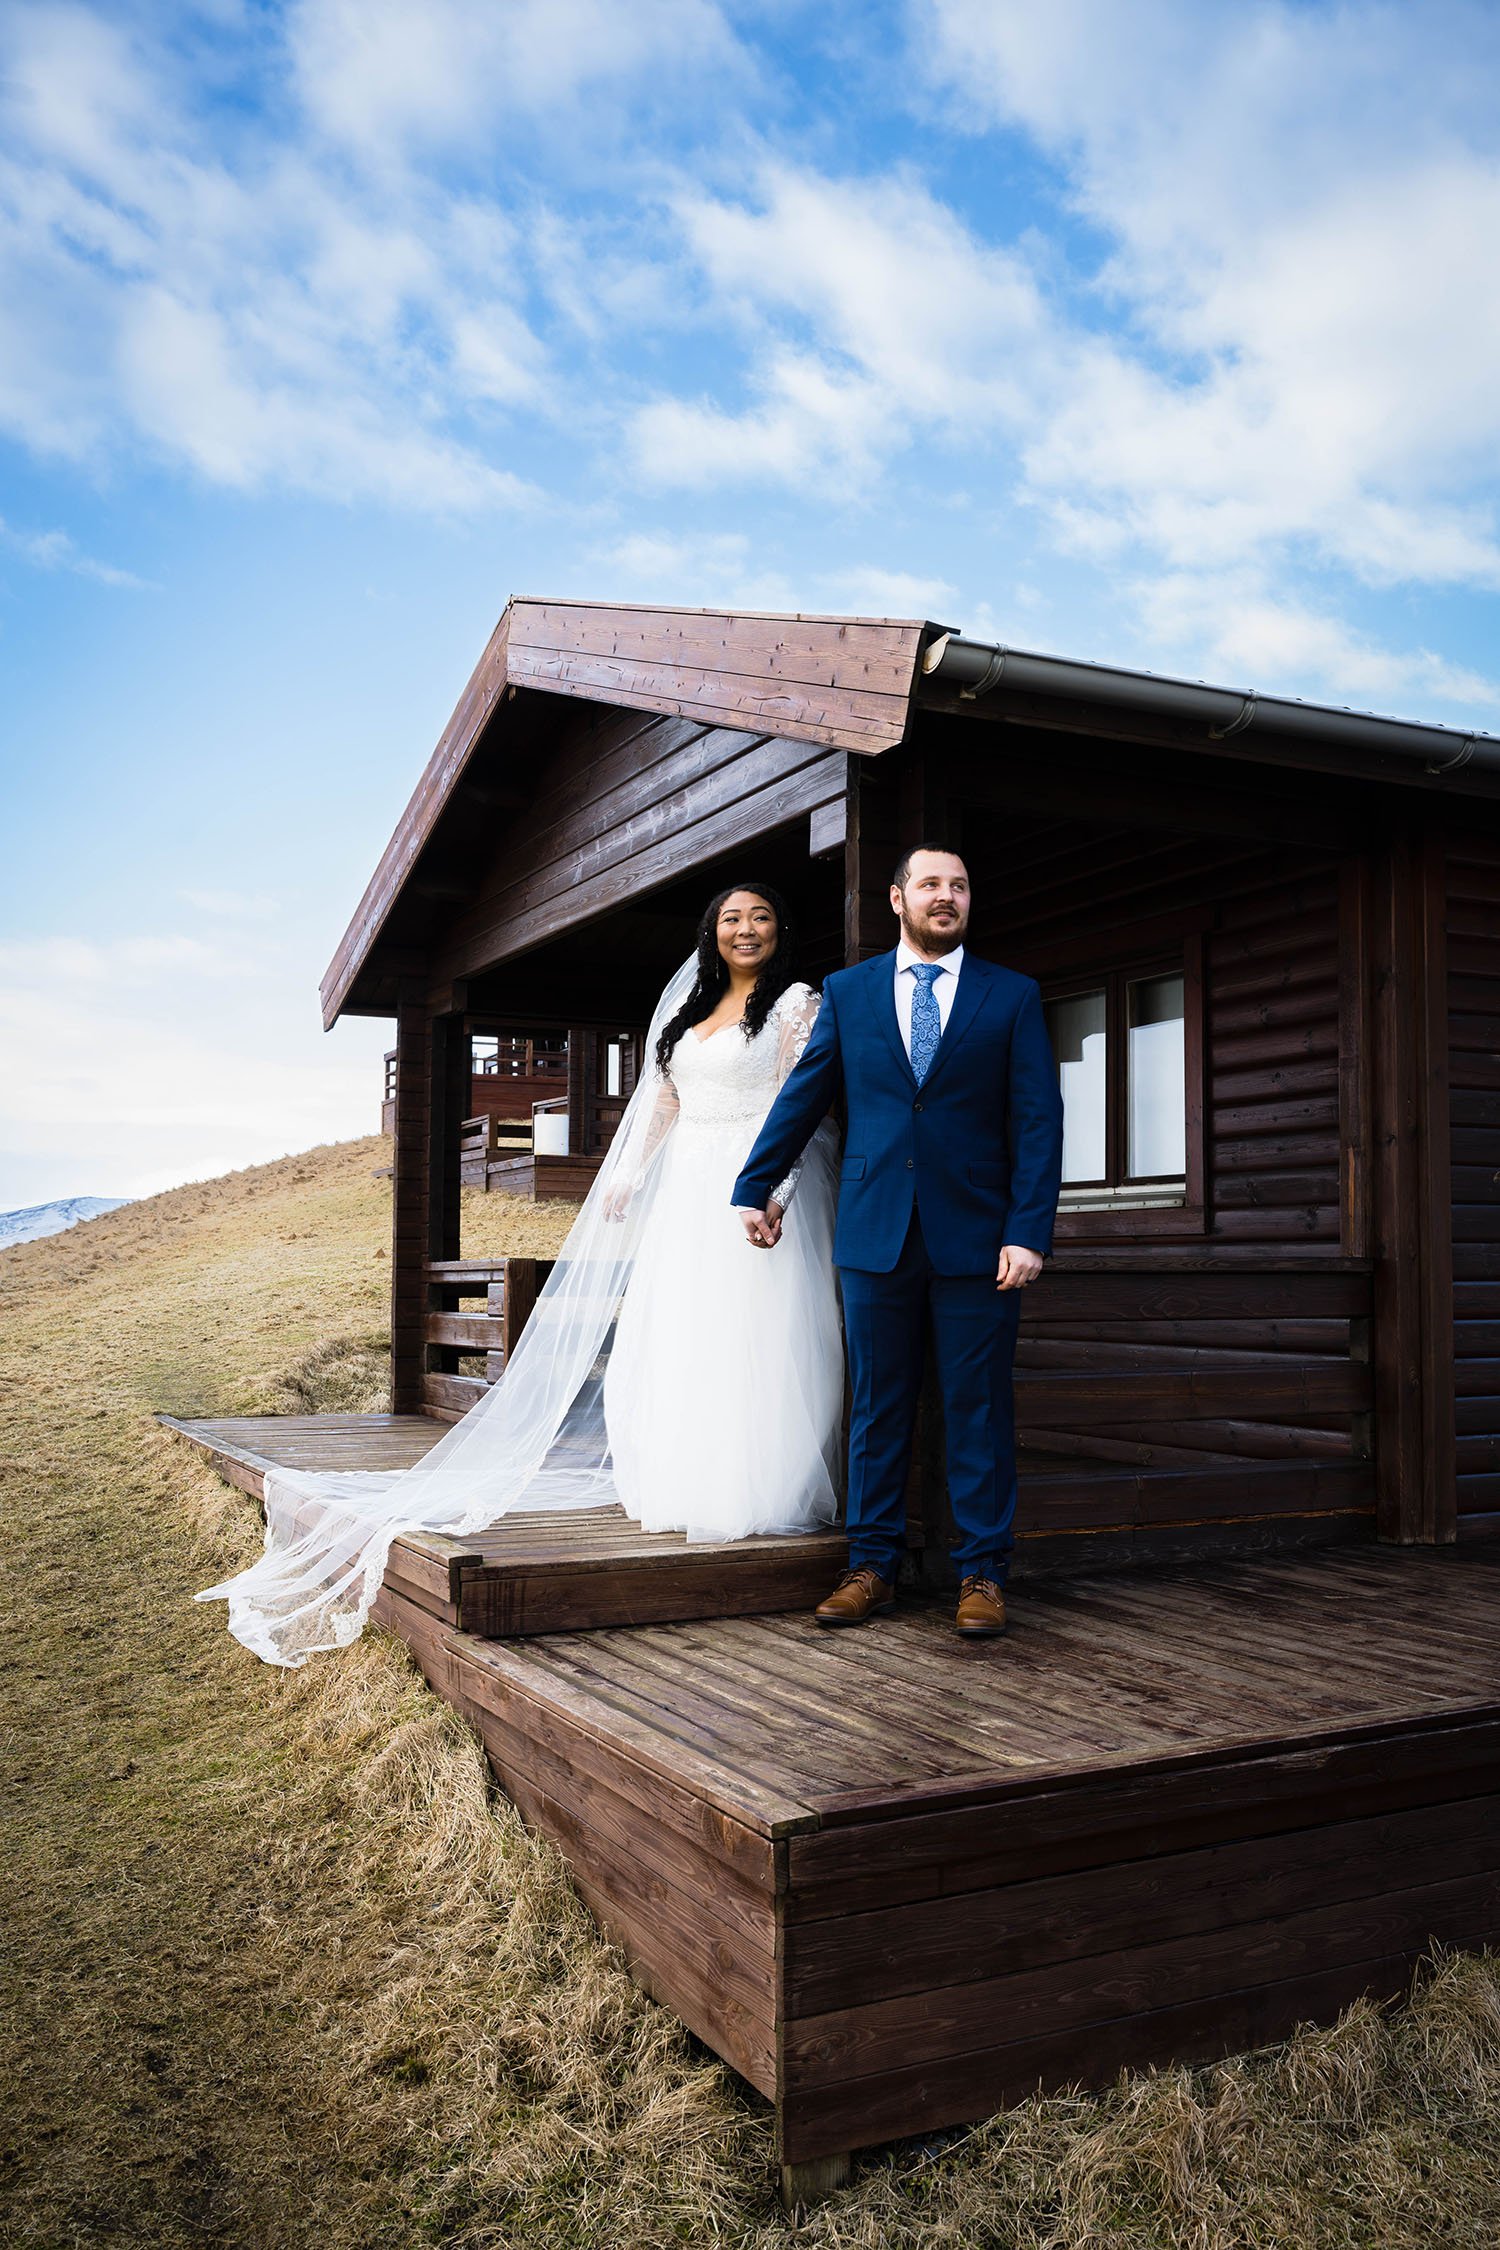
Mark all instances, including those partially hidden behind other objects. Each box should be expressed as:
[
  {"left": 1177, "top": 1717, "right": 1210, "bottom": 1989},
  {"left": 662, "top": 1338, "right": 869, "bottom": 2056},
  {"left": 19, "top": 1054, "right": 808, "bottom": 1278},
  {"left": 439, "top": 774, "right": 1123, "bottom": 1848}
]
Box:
[{"left": 603, "top": 1117, "right": 843, "bottom": 1539}]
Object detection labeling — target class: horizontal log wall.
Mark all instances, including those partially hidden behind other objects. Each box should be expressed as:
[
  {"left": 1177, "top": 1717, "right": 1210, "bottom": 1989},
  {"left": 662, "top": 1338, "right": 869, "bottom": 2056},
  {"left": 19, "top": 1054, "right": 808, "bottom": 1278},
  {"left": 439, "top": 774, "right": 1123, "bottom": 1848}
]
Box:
[
  {"left": 950, "top": 801, "right": 1372, "bottom": 1549},
  {"left": 1014, "top": 1267, "right": 1372, "bottom": 1555},
  {"left": 1205, "top": 865, "right": 1342, "bottom": 1245},
  {"left": 1449, "top": 834, "right": 1500, "bottom": 1540}
]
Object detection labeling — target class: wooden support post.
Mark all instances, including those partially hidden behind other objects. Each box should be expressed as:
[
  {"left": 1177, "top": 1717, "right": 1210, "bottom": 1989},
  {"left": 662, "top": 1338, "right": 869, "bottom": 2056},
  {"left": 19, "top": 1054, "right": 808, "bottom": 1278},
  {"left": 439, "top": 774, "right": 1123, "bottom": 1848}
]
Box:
[
  {"left": 779, "top": 2153, "right": 851, "bottom": 2212},
  {"left": 390, "top": 999, "right": 431, "bottom": 1414},
  {"left": 500, "top": 1258, "right": 541, "bottom": 1361},
  {"left": 1369, "top": 820, "right": 1455, "bottom": 1542},
  {"left": 391, "top": 1002, "right": 468, "bottom": 1415},
  {"left": 844, "top": 759, "right": 899, "bottom": 963},
  {"left": 565, "top": 1026, "right": 600, "bottom": 1156},
  {"left": 428, "top": 1010, "right": 469, "bottom": 1265}
]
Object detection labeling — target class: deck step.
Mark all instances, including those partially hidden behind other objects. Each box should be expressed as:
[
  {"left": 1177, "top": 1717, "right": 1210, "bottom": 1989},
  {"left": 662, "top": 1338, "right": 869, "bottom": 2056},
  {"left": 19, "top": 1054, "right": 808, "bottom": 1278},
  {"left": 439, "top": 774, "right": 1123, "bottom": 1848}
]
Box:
[{"left": 163, "top": 1413, "right": 846, "bottom": 1638}]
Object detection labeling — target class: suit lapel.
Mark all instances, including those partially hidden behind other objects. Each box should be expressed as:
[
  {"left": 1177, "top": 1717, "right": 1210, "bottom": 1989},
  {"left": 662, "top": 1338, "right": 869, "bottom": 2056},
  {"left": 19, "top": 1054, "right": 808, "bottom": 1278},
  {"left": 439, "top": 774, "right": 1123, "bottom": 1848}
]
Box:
[
  {"left": 919, "top": 954, "right": 991, "bottom": 1092},
  {"left": 865, "top": 951, "right": 916, "bottom": 1087}
]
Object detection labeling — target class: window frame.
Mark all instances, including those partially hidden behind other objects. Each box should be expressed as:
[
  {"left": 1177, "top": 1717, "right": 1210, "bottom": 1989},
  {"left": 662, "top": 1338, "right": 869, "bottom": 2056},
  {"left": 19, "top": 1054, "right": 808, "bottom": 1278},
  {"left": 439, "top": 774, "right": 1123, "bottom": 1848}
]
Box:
[{"left": 1041, "top": 932, "right": 1207, "bottom": 1241}]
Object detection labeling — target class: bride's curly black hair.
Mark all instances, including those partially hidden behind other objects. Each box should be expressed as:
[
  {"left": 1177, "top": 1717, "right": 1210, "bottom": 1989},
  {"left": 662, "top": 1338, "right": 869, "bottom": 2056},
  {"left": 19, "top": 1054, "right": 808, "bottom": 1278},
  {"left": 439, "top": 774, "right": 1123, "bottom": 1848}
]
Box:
[{"left": 655, "top": 880, "right": 800, "bottom": 1077}]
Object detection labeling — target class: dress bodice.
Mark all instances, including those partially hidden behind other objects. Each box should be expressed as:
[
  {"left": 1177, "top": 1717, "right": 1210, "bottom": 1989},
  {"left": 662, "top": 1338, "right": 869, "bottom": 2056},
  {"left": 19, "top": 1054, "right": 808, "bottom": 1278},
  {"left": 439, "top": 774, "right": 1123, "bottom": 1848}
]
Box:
[{"left": 665, "top": 983, "right": 817, "bottom": 1130}]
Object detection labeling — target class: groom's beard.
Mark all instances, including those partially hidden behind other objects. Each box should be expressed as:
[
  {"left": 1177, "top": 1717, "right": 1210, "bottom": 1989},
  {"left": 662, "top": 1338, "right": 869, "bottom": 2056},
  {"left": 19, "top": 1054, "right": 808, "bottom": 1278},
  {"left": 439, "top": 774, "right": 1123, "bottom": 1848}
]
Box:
[{"left": 899, "top": 905, "right": 967, "bottom": 955}]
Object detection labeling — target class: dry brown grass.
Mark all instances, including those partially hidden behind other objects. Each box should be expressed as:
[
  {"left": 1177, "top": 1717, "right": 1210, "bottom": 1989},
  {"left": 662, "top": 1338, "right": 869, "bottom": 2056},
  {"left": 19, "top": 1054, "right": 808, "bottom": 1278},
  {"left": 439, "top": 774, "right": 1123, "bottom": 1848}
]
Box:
[{"left": 2, "top": 1136, "right": 1498, "bottom": 2247}]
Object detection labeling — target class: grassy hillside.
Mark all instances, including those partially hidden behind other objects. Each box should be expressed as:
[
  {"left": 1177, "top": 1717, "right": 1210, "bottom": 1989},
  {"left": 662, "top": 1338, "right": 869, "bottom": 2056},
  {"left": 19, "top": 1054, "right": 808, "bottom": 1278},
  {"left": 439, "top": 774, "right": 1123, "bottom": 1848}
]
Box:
[{"left": 2, "top": 1137, "right": 1497, "bottom": 2248}]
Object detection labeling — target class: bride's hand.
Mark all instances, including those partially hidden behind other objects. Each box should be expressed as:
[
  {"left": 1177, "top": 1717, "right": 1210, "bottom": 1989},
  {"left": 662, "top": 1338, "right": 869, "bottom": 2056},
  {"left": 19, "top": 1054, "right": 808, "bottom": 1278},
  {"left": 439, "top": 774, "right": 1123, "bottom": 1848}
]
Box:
[
  {"left": 739, "top": 1204, "right": 782, "bottom": 1248},
  {"left": 604, "top": 1179, "right": 634, "bottom": 1222}
]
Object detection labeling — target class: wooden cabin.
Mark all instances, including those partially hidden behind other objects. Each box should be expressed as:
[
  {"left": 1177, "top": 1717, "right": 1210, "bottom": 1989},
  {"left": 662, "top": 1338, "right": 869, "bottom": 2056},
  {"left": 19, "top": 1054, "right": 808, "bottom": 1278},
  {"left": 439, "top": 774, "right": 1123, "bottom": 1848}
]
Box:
[
  {"left": 382, "top": 1024, "right": 640, "bottom": 1198},
  {"left": 174, "top": 597, "right": 1500, "bottom": 2200}
]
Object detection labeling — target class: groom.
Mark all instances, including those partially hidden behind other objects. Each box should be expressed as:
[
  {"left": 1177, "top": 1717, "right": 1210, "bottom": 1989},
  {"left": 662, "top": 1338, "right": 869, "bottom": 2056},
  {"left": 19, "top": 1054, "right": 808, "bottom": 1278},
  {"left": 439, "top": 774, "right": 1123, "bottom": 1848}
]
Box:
[{"left": 732, "top": 847, "right": 1063, "bottom": 1638}]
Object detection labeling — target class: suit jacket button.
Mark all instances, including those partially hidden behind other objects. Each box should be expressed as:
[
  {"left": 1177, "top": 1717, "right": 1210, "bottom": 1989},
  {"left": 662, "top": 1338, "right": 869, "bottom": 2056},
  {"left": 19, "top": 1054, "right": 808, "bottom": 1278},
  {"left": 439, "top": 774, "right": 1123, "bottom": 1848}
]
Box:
[
  {"left": 906, "top": 1158, "right": 914, "bottom": 1168},
  {"left": 914, "top": 1101, "right": 923, "bottom": 1112}
]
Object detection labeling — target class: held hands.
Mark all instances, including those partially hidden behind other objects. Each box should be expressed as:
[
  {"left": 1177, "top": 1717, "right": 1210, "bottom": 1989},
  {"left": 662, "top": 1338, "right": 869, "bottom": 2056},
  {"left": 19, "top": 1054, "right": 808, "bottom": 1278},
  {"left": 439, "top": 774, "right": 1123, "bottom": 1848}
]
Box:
[
  {"left": 740, "top": 1200, "right": 785, "bottom": 1249},
  {"left": 997, "top": 1244, "right": 1043, "bottom": 1291}
]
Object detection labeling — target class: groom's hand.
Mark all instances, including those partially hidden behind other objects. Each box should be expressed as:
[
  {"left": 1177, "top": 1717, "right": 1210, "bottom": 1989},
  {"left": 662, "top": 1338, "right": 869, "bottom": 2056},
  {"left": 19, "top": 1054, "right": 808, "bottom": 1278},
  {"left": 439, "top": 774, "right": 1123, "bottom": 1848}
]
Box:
[
  {"left": 739, "top": 1204, "right": 783, "bottom": 1248},
  {"left": 997, "top": 1244, "right": 1043, "bottom": 1291}
]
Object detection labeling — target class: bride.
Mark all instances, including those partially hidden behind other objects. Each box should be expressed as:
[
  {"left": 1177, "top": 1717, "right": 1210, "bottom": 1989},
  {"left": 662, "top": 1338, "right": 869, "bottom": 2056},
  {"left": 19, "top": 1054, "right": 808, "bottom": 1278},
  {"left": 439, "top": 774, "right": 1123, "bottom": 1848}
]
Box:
[
  {"left": 198, "top": 881, "right": 844, "bottom": 1666},
  {"left": 605, "top": 884, "right": 842, "bottom": 1539}
]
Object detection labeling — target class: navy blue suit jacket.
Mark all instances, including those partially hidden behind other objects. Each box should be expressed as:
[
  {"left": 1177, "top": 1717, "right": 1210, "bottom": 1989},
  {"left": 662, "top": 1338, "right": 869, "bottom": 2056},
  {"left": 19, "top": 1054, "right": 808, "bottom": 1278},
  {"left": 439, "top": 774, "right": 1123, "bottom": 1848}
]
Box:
[{"left": 732, "top": 950, "right": 1064, "bottom": 1275}]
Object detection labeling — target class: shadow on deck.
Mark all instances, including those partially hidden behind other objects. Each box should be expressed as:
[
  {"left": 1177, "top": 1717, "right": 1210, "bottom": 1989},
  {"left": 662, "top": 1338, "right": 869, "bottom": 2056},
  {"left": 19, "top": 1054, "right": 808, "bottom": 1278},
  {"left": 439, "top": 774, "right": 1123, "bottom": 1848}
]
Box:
[{"left": 168, "top": 1412, "right": 1500, "bottom": 2185}]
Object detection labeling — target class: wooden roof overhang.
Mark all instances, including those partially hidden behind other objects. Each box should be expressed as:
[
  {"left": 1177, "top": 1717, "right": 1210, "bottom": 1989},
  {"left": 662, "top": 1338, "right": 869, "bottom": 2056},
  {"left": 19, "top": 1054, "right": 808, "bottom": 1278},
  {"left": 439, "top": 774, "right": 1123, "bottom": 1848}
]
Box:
[
  {"left": 324, "top": 598, "right": 1500, "bottom": 1027},
  {"left": 321, "top": 598, "right": 938, "bottom": 1026}
]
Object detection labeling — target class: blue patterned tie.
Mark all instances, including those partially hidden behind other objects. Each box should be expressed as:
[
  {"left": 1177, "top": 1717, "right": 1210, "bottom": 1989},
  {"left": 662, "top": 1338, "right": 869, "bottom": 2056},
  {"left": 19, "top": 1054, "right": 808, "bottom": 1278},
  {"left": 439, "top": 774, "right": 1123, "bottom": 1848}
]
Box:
[{"left": 910, "top": 962, "right": 943, "bottom": 1085}]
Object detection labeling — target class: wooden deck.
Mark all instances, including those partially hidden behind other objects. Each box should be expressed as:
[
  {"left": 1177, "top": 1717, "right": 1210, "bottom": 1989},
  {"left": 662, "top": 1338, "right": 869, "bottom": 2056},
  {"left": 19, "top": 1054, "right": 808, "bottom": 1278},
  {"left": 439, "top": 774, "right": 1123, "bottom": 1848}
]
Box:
[
  {"left": 428, "top": 1544, "right": 1500, "bottom": 2169},
  {"left": 171, "top": 1413, "right": 1500, "bottom": 2177},
  {"left": 163, "top": 1414, "right": 847, "bottom": 1636}
]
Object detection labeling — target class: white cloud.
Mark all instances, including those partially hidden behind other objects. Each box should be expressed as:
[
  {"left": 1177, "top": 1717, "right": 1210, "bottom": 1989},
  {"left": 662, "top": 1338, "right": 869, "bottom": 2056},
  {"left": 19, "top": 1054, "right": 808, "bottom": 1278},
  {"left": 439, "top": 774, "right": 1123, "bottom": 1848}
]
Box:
[
  {"left": 1132, "top": 568, "right": 1500, "bottom": 720},
  {"left": 630, "top": 165, "right": 1058, "bottom": 488},
  {"left": 917, "top": 0, "right": 1500, "bottom": 592},
  {"left": 0, "top": 515, "right": 154, "bottom": 588},
  {"left": 0, "top": 2, "right": 550, "bottom": 509},
  {"left": 590, "top": 528, "right": 798, "bottom": 610},
  {"left": 590, "top": 531, "right": 959, "bottom": 621},
  {"left": 613, "top": 8, "right": 1500, "bottom": 711},
  {"left": 633, "top": 349, "right": 894, "bottom": 489},
  {"left": 821, "top": 566, "right": 959, "bottom": 617},
  {"left": 288, "top": 0, "right": 740, "bottom": 157},
  {"left": 0, "top": 927, "right": 388, "bottom": 1204}
]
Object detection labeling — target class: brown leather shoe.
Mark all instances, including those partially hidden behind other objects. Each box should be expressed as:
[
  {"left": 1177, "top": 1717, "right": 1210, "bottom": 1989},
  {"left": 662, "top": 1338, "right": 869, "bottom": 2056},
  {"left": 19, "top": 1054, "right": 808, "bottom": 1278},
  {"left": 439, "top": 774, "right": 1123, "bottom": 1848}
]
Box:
[
  {"left": 956, "top": 1575, "right": 1007, "bottom": 1637},
  {"left": 814, "top": 1567, "right": 896, "bottom": 1626}
]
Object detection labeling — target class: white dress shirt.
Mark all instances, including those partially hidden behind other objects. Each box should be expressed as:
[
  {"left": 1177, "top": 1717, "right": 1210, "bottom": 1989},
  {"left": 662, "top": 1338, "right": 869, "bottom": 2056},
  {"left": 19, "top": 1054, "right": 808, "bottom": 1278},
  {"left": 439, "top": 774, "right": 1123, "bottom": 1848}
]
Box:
[{"left": 894, "top": 939, "right": 964, "bottom": 1062}]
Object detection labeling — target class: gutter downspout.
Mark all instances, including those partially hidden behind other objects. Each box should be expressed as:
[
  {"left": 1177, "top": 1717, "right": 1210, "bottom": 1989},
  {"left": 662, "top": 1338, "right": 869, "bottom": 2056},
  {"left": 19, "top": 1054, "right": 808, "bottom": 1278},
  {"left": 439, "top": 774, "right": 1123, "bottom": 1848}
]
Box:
[{"left": 922, "top": 633, "right": 1500, "bottom": 779}]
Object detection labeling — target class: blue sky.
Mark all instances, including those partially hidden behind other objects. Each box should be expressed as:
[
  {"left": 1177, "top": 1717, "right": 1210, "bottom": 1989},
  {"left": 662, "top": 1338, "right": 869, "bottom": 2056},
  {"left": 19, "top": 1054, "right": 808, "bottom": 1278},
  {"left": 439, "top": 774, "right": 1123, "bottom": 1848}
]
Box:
[{"left": 4, "top": 0, "right": 1500, "bottom": 1208}]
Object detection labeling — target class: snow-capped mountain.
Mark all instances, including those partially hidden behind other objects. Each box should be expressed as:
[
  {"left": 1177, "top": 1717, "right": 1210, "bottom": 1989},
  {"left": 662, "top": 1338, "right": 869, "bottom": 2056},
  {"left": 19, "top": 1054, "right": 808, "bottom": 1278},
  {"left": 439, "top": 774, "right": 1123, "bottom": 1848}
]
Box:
[{"left": 0, "top": 1196, "right": 131, "bottom": 1249}]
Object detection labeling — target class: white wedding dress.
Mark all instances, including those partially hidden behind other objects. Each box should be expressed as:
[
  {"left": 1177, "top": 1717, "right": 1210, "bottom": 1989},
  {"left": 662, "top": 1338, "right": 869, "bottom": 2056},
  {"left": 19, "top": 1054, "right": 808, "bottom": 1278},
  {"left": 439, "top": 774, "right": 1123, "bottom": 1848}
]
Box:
[
  {"left": 198, "top": 961, "right": 844, "bottom": 1667},
  {"left": 606, "top": 984, "right": 843, "bottom": 1540}
]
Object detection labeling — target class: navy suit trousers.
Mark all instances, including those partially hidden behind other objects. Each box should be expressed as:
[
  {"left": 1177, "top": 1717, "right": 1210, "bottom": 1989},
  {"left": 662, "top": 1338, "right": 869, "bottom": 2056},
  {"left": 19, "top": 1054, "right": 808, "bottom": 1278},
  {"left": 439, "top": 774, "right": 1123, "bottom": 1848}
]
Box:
[{"left": 838, "top": 1209, "right": 1022, "bottom": 1584}]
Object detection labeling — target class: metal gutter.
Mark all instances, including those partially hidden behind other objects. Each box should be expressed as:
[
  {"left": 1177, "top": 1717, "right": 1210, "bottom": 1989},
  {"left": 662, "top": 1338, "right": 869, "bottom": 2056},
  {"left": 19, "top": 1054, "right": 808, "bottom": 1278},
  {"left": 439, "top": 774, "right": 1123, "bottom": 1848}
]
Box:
[{"left": 922, "top": 633, "right": 1500, "bottom": 777}]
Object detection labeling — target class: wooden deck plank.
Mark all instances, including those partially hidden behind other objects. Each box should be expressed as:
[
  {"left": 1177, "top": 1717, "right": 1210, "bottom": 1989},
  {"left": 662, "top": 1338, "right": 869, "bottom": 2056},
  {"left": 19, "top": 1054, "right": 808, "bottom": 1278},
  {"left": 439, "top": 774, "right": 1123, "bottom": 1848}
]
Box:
[
  {"left": 1034, "top": 1567, "right": 1500, "bottom": 1706},
  {"left": 502, "top": 1630, "right": 892, "bottom": 1798},
  {"left": 448, "top": 1630, "right": 819, "bottom": 1838},
  {"left": 1010, "top": 1582, "right": 1481, "bottom": 1720}
]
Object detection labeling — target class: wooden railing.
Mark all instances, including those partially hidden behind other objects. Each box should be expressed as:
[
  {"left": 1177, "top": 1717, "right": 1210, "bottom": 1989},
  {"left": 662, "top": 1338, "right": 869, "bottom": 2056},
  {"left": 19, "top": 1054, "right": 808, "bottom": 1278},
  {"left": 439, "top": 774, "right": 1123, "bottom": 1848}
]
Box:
[
  {"left": 474, "top": 1037, "right": 568, "bottom": 1080},
  {"left": 460, "top": 1115, "right": 533, "bottom": 1179},
  {"left": 421, "top": 1257, "right": 555, "bottom": 1420}
]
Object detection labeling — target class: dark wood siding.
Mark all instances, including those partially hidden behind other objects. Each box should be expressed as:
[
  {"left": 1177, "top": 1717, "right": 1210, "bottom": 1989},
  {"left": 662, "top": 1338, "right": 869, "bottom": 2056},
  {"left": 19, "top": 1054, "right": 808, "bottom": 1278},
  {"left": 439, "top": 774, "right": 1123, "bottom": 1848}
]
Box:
[
  {"left": 436, "top": 700, "right": 847, "bottom": 983},
  {"left": 943, "top": 807, "right": 1374, "bottom": 1555},
  {"left": 1449, "top": 834, "right": 1500, "bottom": 1537},
  {"left": 1206, "top": 865, "right": 1342, "bottom": 1244},
  {"left": 1013, "top": 1265, "right": 1371, "bottom": 1560}
]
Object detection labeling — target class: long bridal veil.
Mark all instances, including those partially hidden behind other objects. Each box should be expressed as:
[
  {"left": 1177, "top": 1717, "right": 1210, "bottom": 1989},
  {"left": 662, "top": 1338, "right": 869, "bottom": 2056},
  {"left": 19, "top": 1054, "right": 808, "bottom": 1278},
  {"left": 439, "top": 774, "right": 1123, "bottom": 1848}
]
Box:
[{"left": 198, "top": 956, "right": 701, "bottom": 1667}]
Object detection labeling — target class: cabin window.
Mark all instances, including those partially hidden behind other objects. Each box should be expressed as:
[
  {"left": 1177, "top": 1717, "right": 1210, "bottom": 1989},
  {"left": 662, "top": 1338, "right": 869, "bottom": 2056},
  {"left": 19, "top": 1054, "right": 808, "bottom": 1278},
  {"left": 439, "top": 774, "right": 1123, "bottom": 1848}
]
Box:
[
  {"left": 1128, "top": 973, "right": 1186, "bottom": 1178},
  {"left": 1043, "top": 952, "right": 1200, "bottom": 1227}
]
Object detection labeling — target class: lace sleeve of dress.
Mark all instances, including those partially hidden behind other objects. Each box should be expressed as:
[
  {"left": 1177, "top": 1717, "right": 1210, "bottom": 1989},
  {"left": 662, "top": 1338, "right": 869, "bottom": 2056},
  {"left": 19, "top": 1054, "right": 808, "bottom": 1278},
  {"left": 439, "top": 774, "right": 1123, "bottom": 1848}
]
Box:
[
  {"left": 633, "top": 1070, "right": 680, "bottom": 1186},
  {"left": 770, "top": 985, "right": 820, "bottom": 1211}
]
